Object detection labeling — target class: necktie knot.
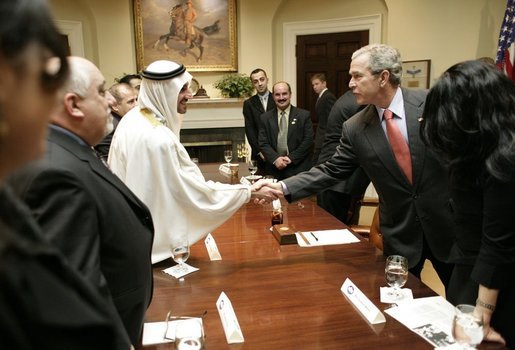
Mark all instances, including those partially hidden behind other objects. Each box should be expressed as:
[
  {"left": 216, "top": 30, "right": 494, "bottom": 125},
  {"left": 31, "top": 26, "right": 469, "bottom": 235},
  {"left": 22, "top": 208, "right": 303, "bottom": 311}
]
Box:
[{"left": 383, "top": 109, "right": 394, "bottom": 121}]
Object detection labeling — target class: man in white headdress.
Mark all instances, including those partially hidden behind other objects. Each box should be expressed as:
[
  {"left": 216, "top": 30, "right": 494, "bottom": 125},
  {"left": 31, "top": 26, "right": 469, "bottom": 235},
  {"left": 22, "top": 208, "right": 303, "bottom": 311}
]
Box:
[{"left": 109, "top": 60, "right": 279, "bottom": 264}]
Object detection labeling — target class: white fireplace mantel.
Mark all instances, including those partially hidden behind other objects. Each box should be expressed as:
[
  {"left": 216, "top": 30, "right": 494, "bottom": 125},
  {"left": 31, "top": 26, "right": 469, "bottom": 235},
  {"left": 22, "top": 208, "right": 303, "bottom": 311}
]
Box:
[{"left": 182, "top": 98, "right": 244, "bottom": 129}]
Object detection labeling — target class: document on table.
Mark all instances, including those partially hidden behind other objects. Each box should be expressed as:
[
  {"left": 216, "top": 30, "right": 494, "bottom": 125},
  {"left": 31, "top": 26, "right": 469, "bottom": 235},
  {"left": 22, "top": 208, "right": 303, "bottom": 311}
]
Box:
[
  {"left": 384, "top": 296, "right": 456, "bottom": 347},
  {"left": 295, "top": 229, "right": 360, "bottom": 247}
]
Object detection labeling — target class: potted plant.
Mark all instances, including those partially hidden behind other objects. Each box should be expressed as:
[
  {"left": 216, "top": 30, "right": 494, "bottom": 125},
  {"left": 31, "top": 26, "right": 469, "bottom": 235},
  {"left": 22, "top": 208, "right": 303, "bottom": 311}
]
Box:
[{"left": 213, "top": 73, "right": 253, "bottom": 98}]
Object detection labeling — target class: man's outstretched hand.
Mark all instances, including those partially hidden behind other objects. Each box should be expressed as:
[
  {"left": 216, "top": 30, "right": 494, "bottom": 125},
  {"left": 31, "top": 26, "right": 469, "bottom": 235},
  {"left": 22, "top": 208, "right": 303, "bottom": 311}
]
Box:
[{"left": 250, "top": 180, "right": 284, "bottom": 205}]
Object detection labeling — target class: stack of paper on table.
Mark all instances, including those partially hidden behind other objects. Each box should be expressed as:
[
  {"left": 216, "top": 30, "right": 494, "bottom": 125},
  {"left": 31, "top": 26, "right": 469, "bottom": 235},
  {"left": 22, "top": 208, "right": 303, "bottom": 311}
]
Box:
[
  {"left": 295, "top": 229, "right": 360, "bottom": 247},
  {"left": 384, "top": 296, "right": 456, "bottom": 347}
]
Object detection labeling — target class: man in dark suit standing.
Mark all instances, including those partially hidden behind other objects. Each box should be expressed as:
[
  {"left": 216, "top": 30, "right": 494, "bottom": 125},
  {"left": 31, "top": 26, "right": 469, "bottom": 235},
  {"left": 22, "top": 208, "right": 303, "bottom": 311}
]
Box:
[
  {"left": 311, "top": 73, "right": 336, "bottom": 164},
  {"left": 316, "top": 90, "right": 370, "bottom": 224},
  {"left": 8, "top": 57, "right": 154, "bottom": 346},
  {"left": 259, "top": 81, "right": 314, "bottom": 180},
  {"left": 256, "top": 44, "right": 455, "bottom": 288},
  {"left": 243, "top": 68, "right": 275, "bottom": 173},
  {"left": 95, "top": 82, "right": 138, "bottom": 161}
]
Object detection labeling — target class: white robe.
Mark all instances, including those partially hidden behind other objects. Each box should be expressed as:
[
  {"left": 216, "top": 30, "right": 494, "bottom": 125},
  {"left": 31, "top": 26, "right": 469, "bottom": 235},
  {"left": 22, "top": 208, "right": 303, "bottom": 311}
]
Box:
[{"left": 108, "top": 108, "right": 250, "bottom": 263}]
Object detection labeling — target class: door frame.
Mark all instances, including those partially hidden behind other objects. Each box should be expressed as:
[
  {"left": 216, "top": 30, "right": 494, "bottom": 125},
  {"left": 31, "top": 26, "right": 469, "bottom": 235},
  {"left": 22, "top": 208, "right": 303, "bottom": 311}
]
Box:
[{"left": 283, "top": 14, "right": 382, "bottom": 105}]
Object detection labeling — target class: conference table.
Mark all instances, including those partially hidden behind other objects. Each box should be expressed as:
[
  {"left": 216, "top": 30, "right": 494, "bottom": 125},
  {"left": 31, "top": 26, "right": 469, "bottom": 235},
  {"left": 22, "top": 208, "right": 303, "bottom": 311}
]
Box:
[{"left": 141, "top": 163, "right": 505, "bottom": 350}]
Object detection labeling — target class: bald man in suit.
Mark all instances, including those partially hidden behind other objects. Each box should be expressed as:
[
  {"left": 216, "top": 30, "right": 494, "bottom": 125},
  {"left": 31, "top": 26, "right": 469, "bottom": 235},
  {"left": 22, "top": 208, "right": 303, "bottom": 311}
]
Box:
[
  {"left": 258, "top": 81, "right": 314, "bottom": 180},
  {"left": 257, "top": 44, "right": 455, "bottom": 288}
]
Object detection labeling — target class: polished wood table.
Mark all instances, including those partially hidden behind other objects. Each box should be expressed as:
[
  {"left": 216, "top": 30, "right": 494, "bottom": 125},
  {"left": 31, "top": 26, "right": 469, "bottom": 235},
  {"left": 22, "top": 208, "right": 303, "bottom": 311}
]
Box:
[{"left": 141, "top": 163, "right": 503, "bottom": 350}]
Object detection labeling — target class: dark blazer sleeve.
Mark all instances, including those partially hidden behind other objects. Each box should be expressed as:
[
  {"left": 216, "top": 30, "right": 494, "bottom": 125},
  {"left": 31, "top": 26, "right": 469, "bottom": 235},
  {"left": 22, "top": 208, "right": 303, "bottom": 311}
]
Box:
[
  {"left": 17, "top": 167, "right": 107, "bottom": 292},
  {"left": 313, "top": 91, "right": 336, "bottom": 163},
  {"left": 243, "top": 97, "right": 260, "bottom": 158},
  {"left": 258, "top": 109, "right": 279, "bottom": 164},
  {"left": 287, "top": 107, "right": 314, "bottom": 165},
  {"left": 283, "top": 117, "right": 359, "bottom": 202}
]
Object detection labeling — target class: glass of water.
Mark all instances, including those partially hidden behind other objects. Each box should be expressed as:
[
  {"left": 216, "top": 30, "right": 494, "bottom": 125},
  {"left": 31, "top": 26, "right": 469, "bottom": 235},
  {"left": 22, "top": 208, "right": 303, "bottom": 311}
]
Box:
[
  {"left": 384, "top": 255, "right": 408, "bottom": 300},
  {"left": 248, "top": 159, "right": 258, "bottom": 179},
  {"left": 175, "top": 318, "right": 204, "bottom": 350},
  {"left": 452, "top": 304, "right": 483, "bottom": 349},
  {"left": 170, "top": 237, "right": 190, "bottom": 273},
  {"left": 224, "top": 150, "right": 233, "bottom": 164}
]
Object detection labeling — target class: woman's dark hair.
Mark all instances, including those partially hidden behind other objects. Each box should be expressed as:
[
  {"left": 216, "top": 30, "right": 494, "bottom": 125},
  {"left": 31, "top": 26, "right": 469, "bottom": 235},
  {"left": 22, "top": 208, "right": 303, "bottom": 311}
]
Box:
[
  {"left": 0, "top": 0, "right": 69, "bottom": 91},
  {"left": 420, "top": 60, "right": 515, "bottom": 185}
]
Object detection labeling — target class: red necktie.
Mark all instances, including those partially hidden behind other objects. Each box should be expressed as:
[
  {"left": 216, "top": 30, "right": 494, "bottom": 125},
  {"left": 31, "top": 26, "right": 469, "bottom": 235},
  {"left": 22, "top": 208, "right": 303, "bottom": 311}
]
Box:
[{"left": 384, "top": 109, "right": 412, "bottom": 184}]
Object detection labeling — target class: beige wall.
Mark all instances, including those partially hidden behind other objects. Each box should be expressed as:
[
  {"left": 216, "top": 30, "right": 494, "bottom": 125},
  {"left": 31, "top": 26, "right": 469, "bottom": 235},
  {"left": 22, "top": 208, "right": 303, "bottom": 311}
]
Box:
[{"left": 49, "top": 0, "right": 505, "bottom": 95}]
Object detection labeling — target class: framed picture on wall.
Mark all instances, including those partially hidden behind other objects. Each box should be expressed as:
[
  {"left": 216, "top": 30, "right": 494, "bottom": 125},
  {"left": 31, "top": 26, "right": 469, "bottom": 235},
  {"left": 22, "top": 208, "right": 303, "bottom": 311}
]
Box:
[
  {"left": 401, "top": 59, "right": 431, "bottom": 89},
  {"left": 134, "top": 0, "right": 237, "bottom": 72}
]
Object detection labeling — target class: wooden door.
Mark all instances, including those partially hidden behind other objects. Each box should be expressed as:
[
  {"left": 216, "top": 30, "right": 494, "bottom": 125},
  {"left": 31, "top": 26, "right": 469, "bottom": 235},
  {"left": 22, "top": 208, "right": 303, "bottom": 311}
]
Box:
[{"left": 296, "top": 31, "right": 369, "bottom": 124}]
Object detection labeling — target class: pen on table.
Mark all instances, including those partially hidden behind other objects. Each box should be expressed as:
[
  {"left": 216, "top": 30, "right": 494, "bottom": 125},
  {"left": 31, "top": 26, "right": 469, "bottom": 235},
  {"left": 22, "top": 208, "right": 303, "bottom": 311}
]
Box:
[{"left": 310, "top": 232, "right": 319, "bottom": 241}]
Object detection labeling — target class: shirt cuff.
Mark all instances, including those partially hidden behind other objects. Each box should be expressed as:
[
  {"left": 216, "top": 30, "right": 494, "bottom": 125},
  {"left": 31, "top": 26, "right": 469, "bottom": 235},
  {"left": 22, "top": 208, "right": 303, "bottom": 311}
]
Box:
[{"left": 280, "top": 181, "right": 290, "bottom": 195}]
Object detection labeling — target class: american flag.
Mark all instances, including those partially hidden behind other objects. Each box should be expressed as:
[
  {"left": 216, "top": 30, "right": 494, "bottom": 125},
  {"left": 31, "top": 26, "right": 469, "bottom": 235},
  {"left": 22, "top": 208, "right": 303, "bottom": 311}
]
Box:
[{"left": 496, "top": 0, "right": 515, "bottom": 81}]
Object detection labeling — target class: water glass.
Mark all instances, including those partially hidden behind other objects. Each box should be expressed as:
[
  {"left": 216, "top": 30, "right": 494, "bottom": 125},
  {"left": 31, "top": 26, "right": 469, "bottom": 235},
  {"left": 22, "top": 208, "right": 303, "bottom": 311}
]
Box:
[
  {"left": 384, "top": 255, "right": 408, "bottom": 300},
  {"left": 224, "top": 150, "right": 232, "bottom": 164},
  {"left": 175, "top": 318, "right": 204, "bottom": 350},
  {"left": 452, "top": 304, "right": 483, "bottom": 349}
]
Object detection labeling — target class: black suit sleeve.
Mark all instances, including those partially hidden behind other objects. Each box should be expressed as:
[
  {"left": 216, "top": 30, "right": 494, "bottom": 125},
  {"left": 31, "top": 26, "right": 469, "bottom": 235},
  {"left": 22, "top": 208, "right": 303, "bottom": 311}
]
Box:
[
  {"left": 288, "top": 109, "right": 314, "bottom": 164},
  {"left": 243, "top": 99, "right": 260, "bottom": 158},
  {"left": 18, "top": 168, "right": 107, "bottom": 292}
]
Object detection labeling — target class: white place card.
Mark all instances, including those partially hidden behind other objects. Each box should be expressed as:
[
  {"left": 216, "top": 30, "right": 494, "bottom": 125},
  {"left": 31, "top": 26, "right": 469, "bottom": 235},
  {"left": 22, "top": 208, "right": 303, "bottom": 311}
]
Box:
[
  {"left": 204, "top": 233, "right": 222, "bottom": 260},
  {"left": 216, "top": 292, "right": 244, "bottom": 344},
  {"left": 163, "top": 263, "right": 199, "bottom": 279},
  {"left": 341, "top": 278, "right": 386, "bottom": 324},
  {"left": 142, "top": 321, "right": 172, "bottom": 345}
]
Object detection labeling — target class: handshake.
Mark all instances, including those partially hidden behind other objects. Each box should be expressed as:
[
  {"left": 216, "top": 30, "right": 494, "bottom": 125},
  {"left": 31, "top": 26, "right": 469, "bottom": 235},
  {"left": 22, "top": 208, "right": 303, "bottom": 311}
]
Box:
[{"left": 249, "top": 180, "right": 284, "bottom": 204}]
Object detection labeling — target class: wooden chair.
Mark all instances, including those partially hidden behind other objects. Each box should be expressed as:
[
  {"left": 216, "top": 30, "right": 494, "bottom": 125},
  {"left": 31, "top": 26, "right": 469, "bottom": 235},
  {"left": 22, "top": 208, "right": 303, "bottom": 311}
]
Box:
[{"left": 350, "top": 204, "right": 383, "bottom": 251}]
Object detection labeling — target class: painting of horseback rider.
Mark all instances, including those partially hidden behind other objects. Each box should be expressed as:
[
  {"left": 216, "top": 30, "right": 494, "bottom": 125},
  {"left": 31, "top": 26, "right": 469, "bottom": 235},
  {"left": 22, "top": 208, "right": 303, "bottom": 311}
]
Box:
[{"left": 137, "top": 0, "right": 236, "bottom": 71}]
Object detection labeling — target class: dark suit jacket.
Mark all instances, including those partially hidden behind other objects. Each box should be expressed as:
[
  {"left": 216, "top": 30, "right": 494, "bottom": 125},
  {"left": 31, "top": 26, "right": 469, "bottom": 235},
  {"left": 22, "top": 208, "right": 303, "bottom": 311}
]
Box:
[
  {"left": 318, "top": 90, "right": 370, "bottom": 196},
  {"left": 242, "top": 92, "right": 275, "bottom": 160},
  {"left": 313, "top": 89, "right": 336, "bottom": 164},
  {"left": 8, "top": 127, "right": 154, "bottom": 345},
  {"left": 283, "top": 88, "right": 455, "bottom": 268},
  {"left": 0, "top": 186, "right": 131, "bottom": 350},
  {"left": 95, "top": 112, "right": 122, "bottom": 161},
  {"left": 259, "top": 106, "right": 314, "bottom": 180}
]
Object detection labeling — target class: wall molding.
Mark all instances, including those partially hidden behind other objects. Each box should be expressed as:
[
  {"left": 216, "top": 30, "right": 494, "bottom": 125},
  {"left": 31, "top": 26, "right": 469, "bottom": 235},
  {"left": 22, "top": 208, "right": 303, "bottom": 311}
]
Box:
[{"left": 55, "top": 20, "right": 85, "bottom": 57}]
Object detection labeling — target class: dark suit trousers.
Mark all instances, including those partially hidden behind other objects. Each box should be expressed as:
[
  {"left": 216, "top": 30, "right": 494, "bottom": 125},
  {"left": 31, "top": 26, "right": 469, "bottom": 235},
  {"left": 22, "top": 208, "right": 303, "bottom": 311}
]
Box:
[{"left": 409, "top": 235, "right": 453, "bottom": 292}]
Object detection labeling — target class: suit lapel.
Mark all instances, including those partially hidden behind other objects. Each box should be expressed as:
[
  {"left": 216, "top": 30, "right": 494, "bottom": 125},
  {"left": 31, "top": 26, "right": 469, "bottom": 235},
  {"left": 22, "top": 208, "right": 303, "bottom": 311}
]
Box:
[
  {"left": 403, "top": 89, "right": 426, "bottom": 187},
  {"left": 251, "top": 95, "right": 264, "bottom": 113},
  {"left": 362, "top": 105, "right": 410, "bottom": 185},
  {"left": 286, "top": 106, "right": 297, "bottom": 143}
]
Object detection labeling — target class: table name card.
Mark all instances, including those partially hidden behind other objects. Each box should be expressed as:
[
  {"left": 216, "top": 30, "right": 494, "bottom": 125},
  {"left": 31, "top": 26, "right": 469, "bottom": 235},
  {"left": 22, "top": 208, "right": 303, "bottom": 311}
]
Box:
[
  {"left": 204, "top": 233, "right": 222, "bottom": 260},
  {"left": 216, "top": 292, "right": 244, "bottom": 344},
  {"left": 341, "top": 278, "right": 386, "bottom": 324}
]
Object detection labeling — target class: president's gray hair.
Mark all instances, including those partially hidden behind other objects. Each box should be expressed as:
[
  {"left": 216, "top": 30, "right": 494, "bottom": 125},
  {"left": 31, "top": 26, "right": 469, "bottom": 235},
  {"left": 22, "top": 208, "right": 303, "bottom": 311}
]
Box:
[{"left": 352, "top": 44, "right": 402, "bottom": 86}]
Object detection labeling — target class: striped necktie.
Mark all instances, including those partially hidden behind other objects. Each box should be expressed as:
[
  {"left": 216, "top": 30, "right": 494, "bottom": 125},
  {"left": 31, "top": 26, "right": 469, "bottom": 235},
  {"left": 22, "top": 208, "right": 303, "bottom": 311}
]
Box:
[
  {"left": 277, "top": 111, "right": 288, "bottom": 156},
  {"left": 384, "top": 109, "right": 412, "bottom": 183}
]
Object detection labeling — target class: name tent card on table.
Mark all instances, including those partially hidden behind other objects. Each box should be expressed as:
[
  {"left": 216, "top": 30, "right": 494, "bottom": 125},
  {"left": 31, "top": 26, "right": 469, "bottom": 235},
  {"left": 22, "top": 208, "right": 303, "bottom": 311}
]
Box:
[
  {"left": 204, "top": 233, "right": 222, "bottom": 260},
  {"left": 341, "top": 278, "right": 386, "bottom": 324},
  {"left": 216, "top": 292, "right": 244, "bottom": 344}
]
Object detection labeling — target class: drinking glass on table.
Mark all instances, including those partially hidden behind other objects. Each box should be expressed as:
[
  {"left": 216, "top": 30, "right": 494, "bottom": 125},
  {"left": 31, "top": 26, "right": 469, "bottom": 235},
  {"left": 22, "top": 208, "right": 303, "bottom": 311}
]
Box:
[
  {"left": 384, "top": 255, "right": 408, "bottom": 300},
  {"left": 248, "top": 159, "right": 258, "bottom": 179},
  {"left": 175, "top": 318, "right": 205, "bottom": 350},
  {"left": 170, "top": 237, "right": 190, "bottom": 273},
  {"left": 224, "top": 150, "right": 233, "bottom": 164},
  {"left": 452, "top": 304, "right": 483, "bottom": 349}
]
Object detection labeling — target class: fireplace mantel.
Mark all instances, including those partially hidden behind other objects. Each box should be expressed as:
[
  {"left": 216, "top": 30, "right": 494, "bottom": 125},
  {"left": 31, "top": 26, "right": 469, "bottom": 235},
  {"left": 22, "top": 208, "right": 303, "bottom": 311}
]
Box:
[{"left": 183, "top": 98, "right": 244, "bottom": 129}]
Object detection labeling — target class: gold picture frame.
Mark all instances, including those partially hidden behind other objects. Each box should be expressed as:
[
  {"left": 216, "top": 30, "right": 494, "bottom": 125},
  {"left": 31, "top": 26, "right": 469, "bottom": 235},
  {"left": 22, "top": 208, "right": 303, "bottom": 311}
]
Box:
[
  {"left": 401, "top": 59, "right": 431, "bottom": 89},
  {"left": 134, "top": 0, "right": 237, "bottom": 72}
]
